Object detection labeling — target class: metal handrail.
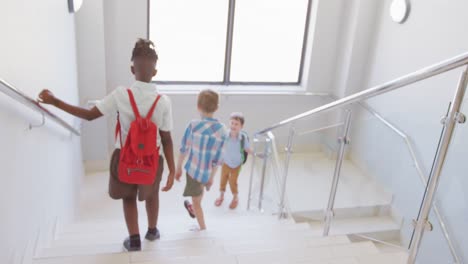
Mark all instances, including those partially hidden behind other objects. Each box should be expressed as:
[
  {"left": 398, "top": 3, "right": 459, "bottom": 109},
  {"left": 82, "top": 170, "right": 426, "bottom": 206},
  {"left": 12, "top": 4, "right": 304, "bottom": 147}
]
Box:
[
  {"left": 252, "top": 52, "right": 468, "bottom": 264},
  {"left": 257, "top": 52, "right": 468, "bottom": 135},
  {"left": 253, "top": 101, "right": 461, "bottom": 262},
  {"left": 0, "top": 78, "right": 80, "bottom": 136}
]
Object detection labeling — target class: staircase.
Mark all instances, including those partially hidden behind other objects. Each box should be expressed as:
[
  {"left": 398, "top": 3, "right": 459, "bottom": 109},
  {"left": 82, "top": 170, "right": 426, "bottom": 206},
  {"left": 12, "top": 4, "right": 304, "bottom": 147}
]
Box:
[
  {"left": 251, "top": 150, "right": 404, "bottom": 246},
  {"left": 28, "top": 159, "right": 408, "bottom": 264}
]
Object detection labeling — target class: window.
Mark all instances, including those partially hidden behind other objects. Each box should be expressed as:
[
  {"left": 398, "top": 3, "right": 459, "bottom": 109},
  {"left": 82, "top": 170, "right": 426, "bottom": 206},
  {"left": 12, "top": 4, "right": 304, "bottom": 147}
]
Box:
[
  {"left": 148, "top": 0, "right": 229, "bottom": 82},
  {"left": 148, "top": 0, "right": 311, "bottom": 84}
]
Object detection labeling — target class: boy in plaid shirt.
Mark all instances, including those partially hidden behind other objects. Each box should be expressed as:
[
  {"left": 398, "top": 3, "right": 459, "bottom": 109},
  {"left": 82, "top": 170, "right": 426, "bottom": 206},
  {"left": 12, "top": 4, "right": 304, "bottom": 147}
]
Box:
[{"left": 175, "top": 89, "right": 227, "bottom": 230}]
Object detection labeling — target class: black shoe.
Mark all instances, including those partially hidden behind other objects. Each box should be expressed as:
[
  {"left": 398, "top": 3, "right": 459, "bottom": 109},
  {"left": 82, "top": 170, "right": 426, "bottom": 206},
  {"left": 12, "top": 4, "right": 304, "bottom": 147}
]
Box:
[
  {"left": 145, "top": 228, "right": 160, "bottom": 241},
  {"left": 184, "top": 200, "right": 196, "bottom": 218},
  {"left": 123, "top": 236, "right": 141, "bottom": 252}
]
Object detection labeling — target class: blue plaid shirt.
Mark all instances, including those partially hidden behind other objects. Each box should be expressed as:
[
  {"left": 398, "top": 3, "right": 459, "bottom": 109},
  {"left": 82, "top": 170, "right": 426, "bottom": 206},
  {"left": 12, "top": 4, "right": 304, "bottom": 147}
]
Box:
[{"left": 179, "top": 117, "right": 228, "bottom": 184}]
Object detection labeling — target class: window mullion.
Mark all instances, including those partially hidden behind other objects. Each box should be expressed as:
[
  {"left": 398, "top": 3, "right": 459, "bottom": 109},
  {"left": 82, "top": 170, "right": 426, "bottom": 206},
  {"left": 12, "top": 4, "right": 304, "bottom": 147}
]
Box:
[
  {"left": 297, "top": 0, "right": 313, "bottom": 84},
  {"left": 223, "top": 0, "right": 236, "bottom": 85}
]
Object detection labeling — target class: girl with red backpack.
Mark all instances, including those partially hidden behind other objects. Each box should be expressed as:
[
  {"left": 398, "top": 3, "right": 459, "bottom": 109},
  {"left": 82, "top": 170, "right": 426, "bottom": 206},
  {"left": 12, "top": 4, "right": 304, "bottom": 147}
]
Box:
[{"left": 38, "top": 39, "right": 175, "bottom": 252}]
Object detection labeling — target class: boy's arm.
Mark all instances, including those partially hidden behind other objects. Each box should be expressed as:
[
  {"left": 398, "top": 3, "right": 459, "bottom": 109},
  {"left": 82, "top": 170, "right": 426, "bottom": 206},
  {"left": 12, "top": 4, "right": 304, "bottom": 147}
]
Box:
[
  {"left": 175, "top": 152, "right": 187, "bottom": 181},
  {"left": 206, "top": 165, "right": 219, "bottom": 190},
  {"left": 38, "top": 89, "right": 103, "bottom": 121},
  {"left": 245, "top": 147, "right": 254, "bottom": 155},
  {"left": 207, "top": 133, "right": 228, "bottom": 187},
  {"left": 160, "top": 130, "right": 175, "bottom": 192},
  {"left": 175, "top": 123, "right": 192, "bottom": 181}
]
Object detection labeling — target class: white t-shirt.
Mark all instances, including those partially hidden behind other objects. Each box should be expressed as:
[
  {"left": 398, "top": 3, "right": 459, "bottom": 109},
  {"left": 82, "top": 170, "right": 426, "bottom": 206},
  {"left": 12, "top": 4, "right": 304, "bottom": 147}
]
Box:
[{"left": 96, "top": 81, "right": 173, "bottom": 152}]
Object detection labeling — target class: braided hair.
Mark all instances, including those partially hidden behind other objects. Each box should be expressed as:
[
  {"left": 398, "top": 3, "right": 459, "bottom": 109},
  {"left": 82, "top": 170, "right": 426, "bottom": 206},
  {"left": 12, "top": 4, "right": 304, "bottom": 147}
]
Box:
[{"left": 131, "top": 38, "right": 158, "bottom": 62}]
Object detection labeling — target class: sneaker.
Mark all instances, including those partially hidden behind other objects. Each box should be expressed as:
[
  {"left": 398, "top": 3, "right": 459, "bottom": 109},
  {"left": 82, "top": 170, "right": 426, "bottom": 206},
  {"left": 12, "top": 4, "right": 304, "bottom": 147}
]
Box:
[
  {"left": 214, "top": 197, "right": 224, "bottom": 207},
  {"left": 184, "top": 200, "right": 196, "bottom": 218},
  {"left": 229, "top": 198, "right": 239, "bottom": 209},
  {"left": 145, "top": 228, "right": 160, "bottom": 241},
  {"left": 123, "top": 236, "right": 141, "bottom": 252}
]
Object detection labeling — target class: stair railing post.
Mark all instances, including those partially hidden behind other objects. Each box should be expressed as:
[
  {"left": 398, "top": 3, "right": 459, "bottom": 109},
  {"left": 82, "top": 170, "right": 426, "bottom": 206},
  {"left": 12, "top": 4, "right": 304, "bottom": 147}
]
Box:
[
  {"left": 407, "top": 66, "right": 468, "bottom": 264},
  {"left": 258, "top": 136, "right": 271, "bottom": 212},
  {"left": 323, "top": 109, "right": 353, "bottom": 236},
  {"left": 278, "top": 125, "right": 295, "bottom": 219},
  {"left": 247, "top": 135, "right": 259, "bottom": 210}
]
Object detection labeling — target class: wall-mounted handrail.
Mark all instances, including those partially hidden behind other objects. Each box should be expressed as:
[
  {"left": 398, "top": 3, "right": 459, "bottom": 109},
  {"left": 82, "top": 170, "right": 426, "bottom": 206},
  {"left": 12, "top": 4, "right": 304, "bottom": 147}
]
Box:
[
  {"left": 0, "top": 78, "right": 80, "bottom": 136},
  {"left": 257, "top": 52, "right": 468, "bottom": 135}
]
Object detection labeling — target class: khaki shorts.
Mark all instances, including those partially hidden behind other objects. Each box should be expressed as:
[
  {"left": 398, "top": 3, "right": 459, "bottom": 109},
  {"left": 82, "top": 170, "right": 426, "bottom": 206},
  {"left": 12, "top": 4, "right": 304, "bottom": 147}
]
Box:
[
  {"left": 109, "top": 149, "right": 163, "bottom": 201},
  {"left": 183, "top": 173, "right": 204, "bottom": 197}
]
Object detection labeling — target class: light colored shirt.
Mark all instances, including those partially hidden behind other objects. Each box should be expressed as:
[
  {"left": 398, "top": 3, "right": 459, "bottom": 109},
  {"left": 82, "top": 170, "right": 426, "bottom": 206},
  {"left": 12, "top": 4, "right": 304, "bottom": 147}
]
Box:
[
  {"left": 96, "top": 81, "right": 173, "bottom": 153},
  {"left": 223, "top": 131, "right": 250, "bottom": 168},
  {"left": 179, "top": 117, "right": 228, "bottom": 184}
]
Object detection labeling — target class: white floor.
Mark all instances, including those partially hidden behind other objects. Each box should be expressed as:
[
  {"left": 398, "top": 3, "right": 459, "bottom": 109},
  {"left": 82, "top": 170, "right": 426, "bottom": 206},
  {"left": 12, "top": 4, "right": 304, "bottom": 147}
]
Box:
[{"left": 31, "top": 152, "right": 407, "bottom": 264}]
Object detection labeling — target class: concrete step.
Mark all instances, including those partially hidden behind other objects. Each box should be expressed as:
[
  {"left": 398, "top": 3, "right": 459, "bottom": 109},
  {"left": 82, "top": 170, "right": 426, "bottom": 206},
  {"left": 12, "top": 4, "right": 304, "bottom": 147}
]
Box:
[
  {"left": 130, "top": 241, "right": 379, "bottom": 263},
  {"left": 33, "top": 253, "right": 130, "bottom": 264},
  {"left": 57, "top": 216, "right": 300, "bottom": 236},
  {"left": 37, "top": 232, "right": 351, "bottom": 258},
  {"left": 307, "top": 216, "right": 400, "bottom": 236},
  {"left": 33, "top": 250, "right": 408, "bottom": 264},
  {"left": 42, "top": 230, "right": 341, "bottom": 258},
  {"left": 224, "top": 241, "right": 381, "bottom": 264},
  {"left": 52, "top": 221, "right": 314, "bottom": 247},
  {"left": 292, "top": 204, "right": 393, "bottom": 222}
]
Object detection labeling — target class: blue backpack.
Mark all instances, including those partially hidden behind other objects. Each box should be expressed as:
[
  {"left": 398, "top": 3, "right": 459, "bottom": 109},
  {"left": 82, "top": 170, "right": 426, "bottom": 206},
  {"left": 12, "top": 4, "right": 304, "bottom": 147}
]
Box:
[{"left": 240, "top": 133, "right": 248, "bottom": 165}]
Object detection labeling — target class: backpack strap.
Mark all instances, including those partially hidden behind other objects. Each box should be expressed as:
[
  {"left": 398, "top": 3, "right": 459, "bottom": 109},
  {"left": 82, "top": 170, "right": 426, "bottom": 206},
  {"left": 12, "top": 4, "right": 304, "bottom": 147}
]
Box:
[
  {"left": 240, "top": 133, "right": 246, "bottom": 166},
  {"left": 127, "top": 89, "right": 141, "bottom": 119},
  {"left": 115, "top": 111, "right": 123, "bottom": 147},
  {"left": 240, "top": 133, "right": 245, "bottom": 151},
  {"left": 146, "top": 95, "right": 162, "bottom": 120}
]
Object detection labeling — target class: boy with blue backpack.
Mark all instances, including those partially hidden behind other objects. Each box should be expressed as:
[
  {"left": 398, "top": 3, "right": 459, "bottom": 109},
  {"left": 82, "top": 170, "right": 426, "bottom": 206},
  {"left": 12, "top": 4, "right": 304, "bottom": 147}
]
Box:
[{"left": 215, "top": 112, "right": 251, "bottom": 209}]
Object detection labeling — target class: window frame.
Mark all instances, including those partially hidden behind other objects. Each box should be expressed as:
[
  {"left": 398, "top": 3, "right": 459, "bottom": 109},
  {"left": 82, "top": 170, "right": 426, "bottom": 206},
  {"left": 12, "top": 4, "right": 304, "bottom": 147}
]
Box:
[{"left": 147, "top": 0, "right": 313, "bottom": 86}]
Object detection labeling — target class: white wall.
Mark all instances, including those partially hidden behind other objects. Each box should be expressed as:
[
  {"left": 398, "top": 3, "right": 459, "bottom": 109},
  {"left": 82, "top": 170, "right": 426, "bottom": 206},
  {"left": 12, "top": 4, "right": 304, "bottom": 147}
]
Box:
[
  {"left": 305, "top": 0, "right": 345, "bottom": 92},
  {"left": 75, "top": 0, "right": 110, "bottom": 172},
  {"left": 0, "top": 1, "right": 83, "bottom": 261},
  {"left": 347, "top": 0, "right": 468, "bottom": 263}
]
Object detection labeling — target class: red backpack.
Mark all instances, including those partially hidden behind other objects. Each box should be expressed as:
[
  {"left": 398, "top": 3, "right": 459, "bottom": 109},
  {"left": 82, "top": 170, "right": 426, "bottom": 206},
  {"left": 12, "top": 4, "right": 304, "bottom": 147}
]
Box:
[{"left": 115, "top": 89, "right": 161, "bottom": 185}]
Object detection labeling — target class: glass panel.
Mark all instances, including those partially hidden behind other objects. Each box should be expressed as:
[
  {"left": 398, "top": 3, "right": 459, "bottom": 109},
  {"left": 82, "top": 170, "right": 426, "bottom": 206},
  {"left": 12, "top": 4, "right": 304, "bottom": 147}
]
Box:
[
  {"left": 285, "top": 109, "right": 343, "bottom": 225},
  {"left": 336, "top": 103, "right": 426, "bottom": 249},
  {"left": 230, "top": 0, "right": 309, "bottom": 82},
  {"left": 149, "top": 0, "right": 228, "bottom": 82},
  {"left": 247, "top": 133, "right": 282, "bottom": 213},
  {"left": 418, "top": 99, "right": 468, "bottom": 264},
  {"left": 248, "top": 109, "right": 344, "bottom": 218}
]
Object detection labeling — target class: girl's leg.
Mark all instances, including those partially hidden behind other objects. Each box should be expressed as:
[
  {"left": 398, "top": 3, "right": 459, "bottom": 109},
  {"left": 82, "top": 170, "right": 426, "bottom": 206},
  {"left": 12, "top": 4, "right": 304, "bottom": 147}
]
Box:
[
  {"left": 123, "top": 197, "right": 140, "bottom": 235},
  {"left": 145, "top": 192, "right": 159, "bottom": 229}
]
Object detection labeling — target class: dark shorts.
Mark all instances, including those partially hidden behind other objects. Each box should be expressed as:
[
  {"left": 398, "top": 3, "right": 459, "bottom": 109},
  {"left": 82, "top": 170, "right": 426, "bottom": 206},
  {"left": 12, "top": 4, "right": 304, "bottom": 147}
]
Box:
[
  {"left": 109, "top": 149, "right": 163, "bottom": 201},
  {"left": 183, "top": 173, "right": 204, "bottom": 197}
]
